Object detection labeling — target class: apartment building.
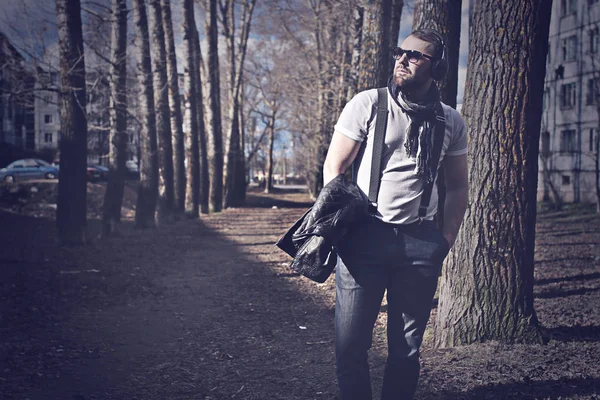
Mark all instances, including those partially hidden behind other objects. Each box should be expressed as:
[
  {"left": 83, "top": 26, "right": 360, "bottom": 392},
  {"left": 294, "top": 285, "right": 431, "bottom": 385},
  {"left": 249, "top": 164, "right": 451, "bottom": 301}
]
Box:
[
  {"left": 0, "top": 31, "right": 35, "bottom": 150},
  {"left": 540, "top": 0, "right": 600, "bottom": 203},
  {"left": 33, "top": 69, "right": 61, "bottom": 152}
]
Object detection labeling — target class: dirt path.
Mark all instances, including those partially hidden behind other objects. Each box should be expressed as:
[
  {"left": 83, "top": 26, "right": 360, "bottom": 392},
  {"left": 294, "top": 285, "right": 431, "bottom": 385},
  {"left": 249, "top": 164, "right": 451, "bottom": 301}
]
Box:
[{"left": 1, "top": 189, "right": 599, "bottom": 400}]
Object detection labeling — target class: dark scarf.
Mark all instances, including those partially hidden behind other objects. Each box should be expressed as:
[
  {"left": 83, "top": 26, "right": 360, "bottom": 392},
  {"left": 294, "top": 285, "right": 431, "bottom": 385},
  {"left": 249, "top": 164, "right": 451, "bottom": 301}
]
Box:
[{"left": 387, "top": 76, "right": 441, "bottom": 186}]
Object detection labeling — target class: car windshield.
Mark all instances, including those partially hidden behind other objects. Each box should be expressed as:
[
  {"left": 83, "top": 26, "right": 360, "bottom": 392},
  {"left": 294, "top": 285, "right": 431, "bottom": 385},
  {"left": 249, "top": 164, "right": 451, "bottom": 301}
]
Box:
[{"left": 36, "top": 159, "right": 52, "bottom": 167}]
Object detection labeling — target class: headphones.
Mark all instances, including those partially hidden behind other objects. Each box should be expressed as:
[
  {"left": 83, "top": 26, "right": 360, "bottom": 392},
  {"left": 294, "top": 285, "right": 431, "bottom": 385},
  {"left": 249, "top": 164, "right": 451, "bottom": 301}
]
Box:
[{"left": 429, "top": 29, "right": 448, "bottom": 81}]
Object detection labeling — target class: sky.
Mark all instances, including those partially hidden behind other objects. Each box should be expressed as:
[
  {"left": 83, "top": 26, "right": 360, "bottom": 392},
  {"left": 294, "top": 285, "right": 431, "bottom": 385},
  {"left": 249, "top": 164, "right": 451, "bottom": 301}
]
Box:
[{"left": 0, "top": 0, "right": 470, "bottom": 103}]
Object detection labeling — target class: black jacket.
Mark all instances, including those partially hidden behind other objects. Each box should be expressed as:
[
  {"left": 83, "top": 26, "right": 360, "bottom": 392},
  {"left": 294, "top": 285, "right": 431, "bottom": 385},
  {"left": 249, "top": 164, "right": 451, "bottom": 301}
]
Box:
[{"left": 275, "top": 174, "right": 368, "bottom": 282}]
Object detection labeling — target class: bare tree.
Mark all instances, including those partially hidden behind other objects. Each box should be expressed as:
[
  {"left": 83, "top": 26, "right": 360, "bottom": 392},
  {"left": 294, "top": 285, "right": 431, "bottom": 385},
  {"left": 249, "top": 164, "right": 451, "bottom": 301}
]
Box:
[
  {"left": 148, "top": 0, "right": 175, "bottom": 222},
  {"left": 133, "top": 0, "right": 159, "bottom": 228},
  {"left": 161, "top": 0, "right": 186, "bottom": 213},
  {"left": 221, "top": 0, "right": 257, "bottom": 208},
  {"left": 193, "top": 26, "right": 210, "bottom": 214},
  {"left": 55, "top": 0, "right": 88, "bottom": 245},
  {"left": 205, "top": 0, "right": 224, "bottom": 212},
  {"left": 182, "top": 0, "right": 200, "bottom": 217},
  {"left": 434, "top": 0, "right": 551, "bottom": 346},
  {"left": 102, "top": 0, "right": 128, "bottom": 236}
]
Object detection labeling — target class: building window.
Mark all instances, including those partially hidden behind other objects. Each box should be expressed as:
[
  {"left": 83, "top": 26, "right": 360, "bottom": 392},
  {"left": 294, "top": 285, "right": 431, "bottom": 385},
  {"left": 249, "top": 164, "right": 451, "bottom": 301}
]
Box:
[
  {"left": 561, "top": 0, "right": 577, "bottom": 15},
  {"left": 562, "top": 36, "right": 577, "bottom": 61},
  {"left": 44, "top": 133, "right": 53, "bottom": 143},
  {"left": 562, "top": 175, "right": 571, "bottom": 185},
  {"left": 591, "top": 129, "right": 597, "bottom": 152},
  {"left": 587, "top": 78, "right": 599, "bottom": 105},
  {"left": 541, "top": 131, "right": 551, "bottom": 157},
  {"left": 590, "top": 27, "right": 600, "bottom": 54},
  {"left": 44, "top": 114, "right": 52, "bottom": 124},
  {"left": 560, "top": 82, "right": 577, "bottom": 108},
  {"left": 560, "top": 129, "right": 577, "bottom": 153}
]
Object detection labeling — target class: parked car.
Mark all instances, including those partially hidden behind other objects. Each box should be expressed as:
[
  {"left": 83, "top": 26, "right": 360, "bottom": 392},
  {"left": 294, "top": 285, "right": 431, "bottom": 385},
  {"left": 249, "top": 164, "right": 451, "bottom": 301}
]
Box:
[
  {"left": 52, "top": 160, "right": 103, "bottom": 182},
  {"left": 88, "top": 164, "right": 109, "bottom": 181},
  {"left": 0, "top": 158, "right": 59, "bottom": 183}
]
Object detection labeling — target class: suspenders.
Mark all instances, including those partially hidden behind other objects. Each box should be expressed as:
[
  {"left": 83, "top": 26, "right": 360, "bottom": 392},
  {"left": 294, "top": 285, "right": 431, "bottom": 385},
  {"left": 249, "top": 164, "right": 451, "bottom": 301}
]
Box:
[{"left": 362, "top": 87, "right": 446, "bottom": 221}]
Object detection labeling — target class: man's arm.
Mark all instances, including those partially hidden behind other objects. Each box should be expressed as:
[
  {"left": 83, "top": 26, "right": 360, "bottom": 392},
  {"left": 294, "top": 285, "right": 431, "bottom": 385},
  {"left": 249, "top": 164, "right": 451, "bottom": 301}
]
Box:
[
  {"left": 442, "top": 153, "right": 469, "bottom": 248},
  {"left": 323, "top": 131, "right": 362, "bottom": 185}
]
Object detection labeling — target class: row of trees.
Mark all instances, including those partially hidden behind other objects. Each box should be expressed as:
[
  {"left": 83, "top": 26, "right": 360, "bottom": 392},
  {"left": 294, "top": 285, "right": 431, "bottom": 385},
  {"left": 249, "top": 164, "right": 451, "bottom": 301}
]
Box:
[{"left": 52, "top": 0, "right": 559, "bottom": 348}]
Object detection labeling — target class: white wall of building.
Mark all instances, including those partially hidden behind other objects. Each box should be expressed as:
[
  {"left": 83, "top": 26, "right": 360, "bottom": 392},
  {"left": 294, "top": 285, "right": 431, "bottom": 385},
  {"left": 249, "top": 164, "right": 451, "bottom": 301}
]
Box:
[{"left": 540, "top": 0, "right": 600, "bottom": 203}]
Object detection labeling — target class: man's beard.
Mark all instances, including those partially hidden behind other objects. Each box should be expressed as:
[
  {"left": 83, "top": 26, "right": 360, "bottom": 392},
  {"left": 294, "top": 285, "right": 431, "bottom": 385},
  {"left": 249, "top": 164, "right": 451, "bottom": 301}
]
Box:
[{"left": 393, "top": 70, "right": 427, "bottom": 93}]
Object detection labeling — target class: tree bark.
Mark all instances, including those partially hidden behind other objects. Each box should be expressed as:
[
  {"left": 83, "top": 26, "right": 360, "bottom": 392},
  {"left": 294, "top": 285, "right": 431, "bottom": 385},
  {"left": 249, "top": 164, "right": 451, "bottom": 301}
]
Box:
[
  {"left": 412, "top": 0, "right": 461, "bottom": 108},
  {"left": 161, "top": 0, "right": 186, "bottom": 213},
  {"left": 358, "top": 0, "right": 393, "bottom": 91},
  {"left": 193, "top": 27, "right": 210, "bottom": 214},
  {"left": 133, "top": 0, "right": 159, "bottom": 228},
  {"left": 390, "top": 0, "right": 403, "bottom": 48},
  {"left": 148, "top": 0, "right": 175, "bottom": 223},
  {"left": 434, "top": 0, "right": 551, "bottom": 347},
  {"left": 102, "top": 0, "right": 128, "bottom": 236},
  {"left": 182, "top": 0, "right": 200, "bottom": 217},
  {"left": 206, "top": 0, "right": 224, "bottom": 212},
  {"left": 55, "top": 0, "right": 88, "bottom": 245}
]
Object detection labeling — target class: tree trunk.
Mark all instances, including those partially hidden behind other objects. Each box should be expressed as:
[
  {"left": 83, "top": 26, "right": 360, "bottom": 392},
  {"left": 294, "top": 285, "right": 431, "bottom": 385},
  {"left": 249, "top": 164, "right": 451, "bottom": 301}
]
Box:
[
  {"left": 133, "top": 0, "right": 159, "bottom": 228},
  {"left": 223, "top": 0, "right": 256, "bottom": 208},
  {"left": 148, "top": 0, "right": 174, "bottom": 223},
  {"left": 161, "top": 0, "right": 186, "bottom": 213},
  {"left": 102, "top": 0, "right": 128, "bottom": 236},
  {"left": 55, "top": 0, "right": 88, "bottom": 245},
  {"left": 182, "top": 0, "right": 200, "bottom": 217},
  {"left": 193, "top": 27, "right": 210, "bottom": 214},
  {"left": 358, "top": 0, "right": 393, "bottom": 91},
  {"left": 345, "top": 6, "right": 363, "bottom": 103},
  {"left": 264, "top": 111, "right": 276, "bottom": 194},
  {"left": 390, "top": 0, "right": 403, "bottom": 48},
  {"left": 206, "top": 0, "right": 224, "bottom": 212},
  {"left": 434, "top": 0, "right": 551, "bottom": 347},
  {"left": 412, "top": 0, "right": 461, "bottom": 108}
]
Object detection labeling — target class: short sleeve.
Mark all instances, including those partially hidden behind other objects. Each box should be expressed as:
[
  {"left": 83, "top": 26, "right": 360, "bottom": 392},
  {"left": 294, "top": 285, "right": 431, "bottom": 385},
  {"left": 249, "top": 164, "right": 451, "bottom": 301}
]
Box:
[
  {"left": 446, "top": 112, "right": 468, "bottom": 156},
  {"left": 333, "top": 90, "right": 375, "bottom": 142}
]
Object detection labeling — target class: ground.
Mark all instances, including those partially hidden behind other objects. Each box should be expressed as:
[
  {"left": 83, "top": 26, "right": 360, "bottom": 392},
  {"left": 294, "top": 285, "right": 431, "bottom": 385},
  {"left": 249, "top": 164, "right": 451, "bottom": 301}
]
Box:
[{"left": 0, "top": 181, "right": 599, "bottom": 400}]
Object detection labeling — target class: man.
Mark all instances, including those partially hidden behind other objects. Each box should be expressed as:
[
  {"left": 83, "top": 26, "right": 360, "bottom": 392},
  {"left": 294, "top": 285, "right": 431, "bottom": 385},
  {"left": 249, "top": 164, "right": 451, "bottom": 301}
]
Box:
[{"left": 323, "top": 29, "right": 468, "bottom": 400}]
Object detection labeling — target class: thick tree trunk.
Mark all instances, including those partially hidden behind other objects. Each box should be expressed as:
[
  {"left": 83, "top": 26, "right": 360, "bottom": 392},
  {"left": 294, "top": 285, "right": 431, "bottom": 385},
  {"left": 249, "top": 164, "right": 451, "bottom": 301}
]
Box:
[
  {"left": 206, "top": 0, "right": 224, "bottom": 212},
  {"left": 182, "top": 0, "right": 200, "bottom": 217},
  {"left": 358, "top": 0, "right": 393, "bottom": 91},
  {"left": 102, "top": 0, "right": 128, "bottom": 236},
  {"left": 148, "top": 0, "right": 174, "bottom": 223},
  {"left": 193, "top": 28, "right": 210, "bottom": 214},
  {"left": 55, "top": 0, "right": 88, "bottom": 245},
  {"left": 412, "top": 0, "right": 461, "bottom": 108},
  {"left": 161, "top": 0, "right": 186, "bottom": 213},
  {"left": 434, "top": 0, "right": 551, "bottom": 347},
  {"left": 345, "top": 6, "right": 363, "bottom": 103},
  {"left": 390, "top": 0, "right": 403, "bottom": 48},
  {"left": 133, "top": 0, "right": 159, "bottom": 228}
]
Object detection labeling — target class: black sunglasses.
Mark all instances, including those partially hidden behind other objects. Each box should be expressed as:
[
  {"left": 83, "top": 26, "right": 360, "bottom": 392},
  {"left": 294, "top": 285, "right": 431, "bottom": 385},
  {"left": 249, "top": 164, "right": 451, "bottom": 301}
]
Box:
[{"left": 392, "top": 47, "right": 434, "bottom": 64}]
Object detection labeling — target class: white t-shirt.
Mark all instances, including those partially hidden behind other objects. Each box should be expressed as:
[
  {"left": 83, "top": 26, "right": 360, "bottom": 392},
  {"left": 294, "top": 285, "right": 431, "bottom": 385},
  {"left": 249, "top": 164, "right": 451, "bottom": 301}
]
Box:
[{"left": 334, "top": 88, "right": 468, "bottom": 224}]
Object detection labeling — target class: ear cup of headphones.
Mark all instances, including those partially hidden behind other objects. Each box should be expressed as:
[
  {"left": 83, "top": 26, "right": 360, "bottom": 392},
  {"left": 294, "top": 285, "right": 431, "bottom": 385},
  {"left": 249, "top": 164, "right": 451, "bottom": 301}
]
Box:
[{"left": 431, "top": 58, "right": 448, "bottom": 81}]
